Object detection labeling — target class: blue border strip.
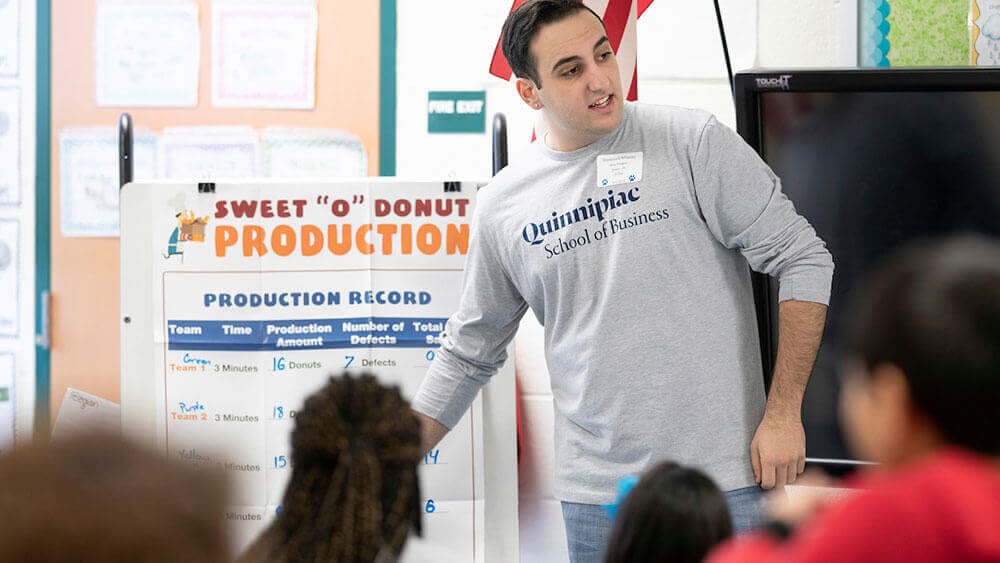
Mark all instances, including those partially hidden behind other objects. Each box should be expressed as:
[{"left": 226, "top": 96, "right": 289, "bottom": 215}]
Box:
[
  {"left": 35, "top": 0, "right": 51, "bottom": 438},
  {"left": 379, "top": 0, "right": 396, "bottom": 176}
]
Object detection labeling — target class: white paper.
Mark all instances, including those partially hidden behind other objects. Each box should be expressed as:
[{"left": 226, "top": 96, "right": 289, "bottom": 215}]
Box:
[
  {"left": 0, "top": 0, "right": 19, "bottom": 77},
  {"left": 159, "top": 126, "right": 259, "bottom": 179},
  {"left": 0, "top": 220, "right": 18, "bottom": 337},
  {"left": 0, "top": 86, "right": 21, "bottom": 204},
  {"left": 94, "top": 0, "right": 200, "bottom": 107},
  {"left": 211, "top": 0, "right": 317, "bottom": 109},
  {"left": 51, "top": 387, "right": 122, "bottom": 441},
  {"left": 0, "top": 353, "right": 13, "bottom": 454},
  {"left": 974, "top": 0, "right": 1000, "bottom": 65},
  {"left": 637, "top": 0, "right": 757, "bottom": 79},
  {"left": 261, "top": 127, "right": 368, "bottom": 178},
  {"left": 60, "top": 127, "right": 157, "bottom": 237},
  {"left": 142, "top": 183, "right": 487, "bottom": 559},
  {"left": 95, "top": 1, "right": 200, "bottom": 107}
]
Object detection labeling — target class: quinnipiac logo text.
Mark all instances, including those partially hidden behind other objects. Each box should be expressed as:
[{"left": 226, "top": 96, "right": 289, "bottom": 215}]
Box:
[{"left": 521, "top": 187, "right": 640, "bottom": 246}]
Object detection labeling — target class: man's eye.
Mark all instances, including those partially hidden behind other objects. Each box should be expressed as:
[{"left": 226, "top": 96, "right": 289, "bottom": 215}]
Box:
[
  {"left": 599, "top": 51, "right": 613, "bottom": 61},
  {"left": 562, "top": 66, "right": 578, "bottom": 77}
]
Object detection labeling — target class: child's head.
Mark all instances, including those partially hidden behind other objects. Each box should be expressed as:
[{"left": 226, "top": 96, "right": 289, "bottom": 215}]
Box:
[
  {"left": 0, "top": 432, "right": 229, "bottom": 562},
  {"left": 604, "top": 461, "right": 733, "bottom": 563},
  {"left": 246, "top": 372, "right": 422, "bottom": 562},
  {"left": 841, "top": 235, "right": 1000, "bottom": 466}
]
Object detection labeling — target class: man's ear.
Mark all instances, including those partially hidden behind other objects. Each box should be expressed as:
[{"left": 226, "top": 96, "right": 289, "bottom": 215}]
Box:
[{"left": 516, "top": 77, "right": 543, "bottom": 110}]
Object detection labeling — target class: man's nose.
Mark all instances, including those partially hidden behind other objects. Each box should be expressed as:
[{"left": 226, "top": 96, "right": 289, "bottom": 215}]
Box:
[{"left": 586, "top": 65, "right": 612, "bottom": 92}]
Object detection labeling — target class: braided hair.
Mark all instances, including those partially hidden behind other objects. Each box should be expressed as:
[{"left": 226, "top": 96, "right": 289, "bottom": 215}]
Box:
[{"left": 242, "top": 372, "right": 423, "bottom": 563}]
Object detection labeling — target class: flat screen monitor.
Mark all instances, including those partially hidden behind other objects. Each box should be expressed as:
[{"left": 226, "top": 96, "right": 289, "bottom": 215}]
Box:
[{"left": 734, "top": 68, "right": 1000, "bottom": 469}]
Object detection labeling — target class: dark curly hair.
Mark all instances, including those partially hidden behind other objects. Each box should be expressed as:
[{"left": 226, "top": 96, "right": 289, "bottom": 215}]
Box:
[{"left": 241, "top": 372, "right": 423, "bottom": 562}]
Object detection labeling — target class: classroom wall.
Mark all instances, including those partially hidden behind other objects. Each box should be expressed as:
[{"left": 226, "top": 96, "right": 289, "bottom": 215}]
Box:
[
  {"left": 48, "top": 0, "right": 380, "bottom": 422},
  {"left": 396, "top": 1, "right": 843, "bottom": 561}
]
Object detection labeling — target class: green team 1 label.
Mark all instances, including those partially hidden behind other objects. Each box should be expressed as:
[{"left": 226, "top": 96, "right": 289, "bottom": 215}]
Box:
[{"left": 427, "top": 91, "right": 487, "bottom": 134}]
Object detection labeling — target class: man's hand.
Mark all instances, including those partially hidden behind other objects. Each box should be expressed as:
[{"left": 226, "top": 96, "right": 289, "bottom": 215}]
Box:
[
  {"left": 750, "top": 410, "right": 806, "bottom": 489},
  {"left": 752, "top": 300, "right": 826, "bottom": 489},
  {"left": 415, "top": 411, "right": 449, "bottom": 454}
]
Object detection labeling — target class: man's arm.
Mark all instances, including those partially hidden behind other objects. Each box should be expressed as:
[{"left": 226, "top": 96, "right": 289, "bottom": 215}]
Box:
[
  {"left": 750, "top": 299, "right": 827, "bottom": 489},
  {"left": 416, "top": 411, "right": 450, "bottom": 453}
]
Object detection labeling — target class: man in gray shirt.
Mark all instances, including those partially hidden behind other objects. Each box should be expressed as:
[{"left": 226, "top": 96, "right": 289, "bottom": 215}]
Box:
[{"left": 412, "top": 2, "right": 833, "bottom": 561}]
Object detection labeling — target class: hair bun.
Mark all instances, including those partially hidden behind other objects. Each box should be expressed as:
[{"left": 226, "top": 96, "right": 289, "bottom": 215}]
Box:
[{"left": 290, "top": 373, "right": 419, "bottom": 467}]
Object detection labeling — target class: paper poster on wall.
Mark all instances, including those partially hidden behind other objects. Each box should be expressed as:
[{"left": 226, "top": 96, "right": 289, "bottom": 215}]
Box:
[
  {"left": 60, "top": 127, "right": 157, "bottom": 237},
  {"left": 0, "top": 352, "right": 13, "bottom": 454},
  {"left": 159, "top": 126, "right": 259, "bottom": 180},
  {"left": 95, "top": 0, "right": 200, "bottom": 107},
  {"left": 0, "top": 220, "right": 18, "bottom": 337},
  {"left": 123, "top": 181, "right": 490, "bottom": 559},
  {"left": 973, "top": 0, "right": 1000, "bottom": 65},
  {"left": 211, "top": 0, "right": 317, "bottom": 109},
  {"left": 0, "top": 86, "right": 20, "bottom": 204},
  {"left": 861, "top": 0, "right": 970, "bottom": 66},
  {"left": 0, "top": 0, "right": 19, "bottom": 77},
  {"left": 260, "top": 128, "right": 367, "bottom": 178}
]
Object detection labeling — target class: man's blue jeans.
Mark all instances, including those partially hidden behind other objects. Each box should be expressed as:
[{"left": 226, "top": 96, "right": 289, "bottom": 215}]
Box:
[{"left": 561, "top": 485, "right": 765, "bottom": 563}]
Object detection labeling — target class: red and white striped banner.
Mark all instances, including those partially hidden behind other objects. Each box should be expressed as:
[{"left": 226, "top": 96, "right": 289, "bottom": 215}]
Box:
[{"left": 489, "top": 0, "right": 654, "bottom": 101}]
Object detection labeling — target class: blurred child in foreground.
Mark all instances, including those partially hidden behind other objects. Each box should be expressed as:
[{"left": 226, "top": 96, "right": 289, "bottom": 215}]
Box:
[
  {"left": 709, "top": 236, "right": 1000, "bottom": 562},
  {"left": 604, "top": 460, "right": 732, "bottom": 563},
  {"left": 0, "top": 432, "right": 229, "bottom": 562},
  {"left": 240, "top": 372, "right": 464, "bottom": 563}
]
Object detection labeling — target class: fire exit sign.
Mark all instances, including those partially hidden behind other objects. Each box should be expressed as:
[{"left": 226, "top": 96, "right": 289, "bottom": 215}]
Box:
[{"left": 427, "top": 91, "right": 487, "bottom": 134}]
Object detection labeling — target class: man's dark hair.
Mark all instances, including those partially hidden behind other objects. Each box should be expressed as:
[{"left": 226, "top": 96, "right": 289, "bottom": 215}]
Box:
[
  {"left": 847, "top": 235, "right": 1000, "bottom": 454},
  {"left": 604, "top": 461, "right": 733, "bottom": 563},
  {"left": 241, "top": 372, "right": 423, "bottom": 562},
  {"left": 501, "top": 0, "right": 605, "bottom": 87}
]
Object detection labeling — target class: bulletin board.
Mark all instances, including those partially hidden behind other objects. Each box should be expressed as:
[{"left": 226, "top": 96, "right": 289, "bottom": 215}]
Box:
[
  {"left": 49, "top": 0, "right": 380, "bottom": 423},
  {"left": 120, "top": 179, "right": 519, "bottom": 561}
]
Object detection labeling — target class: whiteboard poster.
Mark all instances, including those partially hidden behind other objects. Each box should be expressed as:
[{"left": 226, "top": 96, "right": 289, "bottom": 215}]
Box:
[
  {"left": 94, "top": 0, "right": 200, "bottom": 107},
  {"left": 211, "top": 0, "right": 318, "bottom": 109},
  {"left": 0, "top": 86, "right": 20, "bottom": 204},
  {"left": 123, "top": 180, "right": 493, "bottom": 560},
  {"left": 59, "top": 127, "right": 157, "bottom": 237}
]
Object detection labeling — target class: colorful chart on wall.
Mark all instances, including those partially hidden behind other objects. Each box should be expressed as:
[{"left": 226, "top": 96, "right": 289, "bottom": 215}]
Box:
[
  {"left": 860, "top": 0, "right": 970, "bottom": 66},
  {"left": 119, "top": 180, "right": 517, "bottom": 561}
]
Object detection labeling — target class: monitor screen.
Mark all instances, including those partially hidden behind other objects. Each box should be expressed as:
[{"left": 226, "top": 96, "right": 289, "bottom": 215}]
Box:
[{"left": 755, "top": 89, "right": 1000, "bottom": 461}]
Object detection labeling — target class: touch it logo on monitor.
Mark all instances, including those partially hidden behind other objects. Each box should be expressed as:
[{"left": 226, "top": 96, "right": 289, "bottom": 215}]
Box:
[{"left": 755, "top": 74, "right": 792, "bottom": 90}]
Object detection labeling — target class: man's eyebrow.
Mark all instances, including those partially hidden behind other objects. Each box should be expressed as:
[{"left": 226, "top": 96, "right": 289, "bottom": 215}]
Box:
[{"left": 550, "top": 36, "right": 611, "bottom": 73}]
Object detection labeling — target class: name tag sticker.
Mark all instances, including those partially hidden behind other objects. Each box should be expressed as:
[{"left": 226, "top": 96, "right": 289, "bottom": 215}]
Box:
[{"left": 596, "top": 152, "right": 643, "bottom": 187}]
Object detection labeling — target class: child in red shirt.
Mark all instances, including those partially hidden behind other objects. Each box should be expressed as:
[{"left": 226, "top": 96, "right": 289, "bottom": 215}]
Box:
[{"left": 709, "top": 236, "right": 1000, "bottom": 563}]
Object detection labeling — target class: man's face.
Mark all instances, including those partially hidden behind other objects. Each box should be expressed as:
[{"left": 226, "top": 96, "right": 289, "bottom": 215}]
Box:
[{"left": 520, "top": 10, "right": 623, "bottom": 151}]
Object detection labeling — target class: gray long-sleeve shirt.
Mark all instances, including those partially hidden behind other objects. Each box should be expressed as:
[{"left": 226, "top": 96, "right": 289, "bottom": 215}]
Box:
[{"left": 412, "top": 102, "right": 834, "bottom": 504}]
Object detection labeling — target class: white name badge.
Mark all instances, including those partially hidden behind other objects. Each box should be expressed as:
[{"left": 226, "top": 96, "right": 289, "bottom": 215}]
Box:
[{"left": 596, "top": 151, "right": 643, "bottom": 187}]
